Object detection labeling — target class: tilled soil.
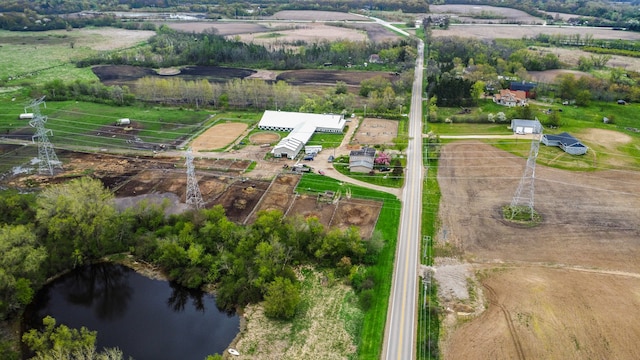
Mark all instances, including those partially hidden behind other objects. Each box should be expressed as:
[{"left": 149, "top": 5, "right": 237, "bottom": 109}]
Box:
[{"left": 436, "top": 141, "right": 640, "bottom": 359}]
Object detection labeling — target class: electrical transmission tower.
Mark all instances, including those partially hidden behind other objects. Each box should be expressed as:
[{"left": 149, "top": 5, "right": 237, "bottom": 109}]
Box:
[
  {"left": 510, "top": 126, "right": 543, "bottom": 220},
  {"left": 185, "top": 147, "right": 205, "bottom": 209},
  {"left": 26, "top": 96, "right": 62, "bottom": 175}
]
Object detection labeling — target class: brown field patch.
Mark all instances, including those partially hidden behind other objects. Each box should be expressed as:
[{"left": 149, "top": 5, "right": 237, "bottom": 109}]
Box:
[
  {"left": 249, "top": 132, "right": 280, "bottom": 145},
  {"left": 443, "top": 266, "right": 640, "bottom": 360},
  {"left": 332, "top": 198, "right": 382, "bottom": 238},
  {"left": 231, "top": 22, "right": 367, "bottom": 48},
  {"left": 437, "top": 141, "right": 640, "bottom": 359},
  {"left": 532, "top": 46, "right": 640, "bottom": 73},
  {"left": 276, "top": 69, "right": 397, "bottom": 86},
  {"left": 434, "top": 24, "right": 640, "bottom": 42},
  {"left": 528, "top": 69, "right": 593, "bottom": 83},
  {"left": 430, "top": 5, "right": 541, "bottom": 24},
  {"left": 352, "top": 118, "right": 398, "bottom": 147},
  {"left": 268, "top": 10, "right": 365, "bottom": 21},
  {"left": 191, "top": 122, "right": 248, "bottom": 151}
]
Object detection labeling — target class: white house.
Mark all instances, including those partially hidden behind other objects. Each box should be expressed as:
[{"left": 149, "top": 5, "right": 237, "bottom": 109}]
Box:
[{"left": 258, "top": 111, "right": 346, "bottom": 159}]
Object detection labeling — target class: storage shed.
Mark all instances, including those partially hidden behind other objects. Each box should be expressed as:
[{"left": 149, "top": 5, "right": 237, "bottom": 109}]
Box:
[
  {"left": 541, "top": 132, "right": 588, "bottom": 155},
  {"left": 349, "top": 147, "right": 376, "bottom": 173},
  {"left": 19, "top": 113, "right": 34, "bottom": 120},
  {"left": 510, "top": 119, "right": 542, "bottom": 135}
]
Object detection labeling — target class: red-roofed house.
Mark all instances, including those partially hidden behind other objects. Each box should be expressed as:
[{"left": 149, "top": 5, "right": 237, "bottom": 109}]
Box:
[{"left": 493, "top": 89, "right": 528, "bottom": 107}]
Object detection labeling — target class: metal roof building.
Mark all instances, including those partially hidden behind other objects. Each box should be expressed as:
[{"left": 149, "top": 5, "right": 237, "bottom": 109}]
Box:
[
  {"left": 542, "top": 132, "right": 588, "bottom": 155},
  {"left": 510, "top": 119, "right": 543, "bottom": 134},
  {"left": 258, "top": 111, "right": 346, "bottom": 159}
]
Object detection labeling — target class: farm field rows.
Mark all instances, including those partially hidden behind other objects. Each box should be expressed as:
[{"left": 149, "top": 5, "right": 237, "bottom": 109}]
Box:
[{"left": 436, "top": 140, "right": 640, "bottom": 359}]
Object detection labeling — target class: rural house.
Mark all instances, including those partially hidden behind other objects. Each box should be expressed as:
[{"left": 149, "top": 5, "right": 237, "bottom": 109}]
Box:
[
  {"left": 349, "top": 147, "right": 376, "bottom": 173},
  {"left": 258, "top": 110, "right": 346, "bottom": 159},
  {"left": 493, "top": 89, "right": 528, "bottom": 107},
  {"left": 542, "top": 132, "right": 588, "bottom": 155},
  {"left": 510, "top": 119, "right": 542, "bottom": 135}
]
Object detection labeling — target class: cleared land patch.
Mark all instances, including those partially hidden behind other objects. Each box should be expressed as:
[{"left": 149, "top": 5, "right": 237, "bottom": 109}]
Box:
[
  {"left": 191, "top": 122, "right": 248, "bottom": 151},
  {"left": 352, "top": 118, "right": 398, "bottom": 147},
  {"left": 436, "top": 141, "right": 640, "bottom": 359}
]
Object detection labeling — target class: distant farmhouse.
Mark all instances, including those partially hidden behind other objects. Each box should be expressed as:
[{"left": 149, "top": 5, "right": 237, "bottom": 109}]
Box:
[
  {"left": 349, "top": 147, "right": 376, "bottom": 173},
  {"left": 542, "top": 132, "right": 588, "bottom": 155},
  {"left": 257, "top": 110, "right": 346, "bottom": 159},
  {"left": 494, "top": 89, "right": 528, "bottom": 107},
  {"left": 510, "top": 119, "right": 542, "bottom": 135}
]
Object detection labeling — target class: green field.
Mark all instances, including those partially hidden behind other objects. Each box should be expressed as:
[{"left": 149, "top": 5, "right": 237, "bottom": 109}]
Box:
[
  {"left": 296, "top": 173, "right": 401, "bottom": 359},
  {"left": 429, "top": 100, "right": 640, "bottom": 171}
]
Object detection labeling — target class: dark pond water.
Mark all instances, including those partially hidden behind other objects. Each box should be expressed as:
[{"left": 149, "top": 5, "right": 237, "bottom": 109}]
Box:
[{"left": 23, "top": 263, "right": 239, "bottom": 360}]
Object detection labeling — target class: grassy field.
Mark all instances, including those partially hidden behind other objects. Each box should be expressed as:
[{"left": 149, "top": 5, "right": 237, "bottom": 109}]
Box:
[
  {"left": 296, "top": 173, "right": 401, "bottom": 359},
  {"left": 428, "top": 99, "right": 640, "bottom": 171},
  {"left": 0, "top": 28, "right": 153, "bottom": 86}
]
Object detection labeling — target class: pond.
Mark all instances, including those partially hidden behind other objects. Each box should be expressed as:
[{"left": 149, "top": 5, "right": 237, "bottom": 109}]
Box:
[{"left": 23, "top": 263, "right": 239, "bottom": 360}]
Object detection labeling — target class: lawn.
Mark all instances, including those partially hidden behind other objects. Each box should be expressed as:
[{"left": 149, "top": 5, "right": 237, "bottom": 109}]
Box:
[{"left": 296, "top": 173, "right": 401, "bottom": 359}]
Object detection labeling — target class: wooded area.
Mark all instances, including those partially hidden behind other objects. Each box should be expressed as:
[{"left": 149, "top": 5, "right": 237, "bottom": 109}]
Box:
[{"left": 0, "top": 178, "right": 385, "bottom": 358}]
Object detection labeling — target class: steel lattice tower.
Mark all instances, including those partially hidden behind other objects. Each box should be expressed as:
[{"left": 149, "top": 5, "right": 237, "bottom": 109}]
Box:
[
  {"left": 185, "top": 147, "right": 205, "bottom": 209},
  {"left": 26, "top": 96, "right": 62, "bottom": 175},
  {"left": 510, "top": 126, "right": 543, "bottom": 220}
]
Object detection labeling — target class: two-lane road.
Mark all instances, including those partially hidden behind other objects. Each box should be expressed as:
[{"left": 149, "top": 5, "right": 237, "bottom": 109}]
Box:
[{"left": 384, "top": 40, "right": 425, "bottom": 360}]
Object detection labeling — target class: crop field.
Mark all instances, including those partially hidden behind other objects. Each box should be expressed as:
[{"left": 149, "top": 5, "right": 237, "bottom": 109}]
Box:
[
  {"left": 436, "top": 139, "right": 640, "bottom": 360},
  {"left": 433, "top": 24, "right": 640, "bottom": 42}
]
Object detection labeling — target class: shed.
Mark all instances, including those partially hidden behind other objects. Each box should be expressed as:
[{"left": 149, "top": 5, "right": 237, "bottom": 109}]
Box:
[
  {"left": 510, "top": 119, "right": 542, "bottom": 135},
  {"left": 19, "top": 113, "right": 34, "bottom": 120},
  {"left": 349, "top": 147, "right": 375, "bottom": 173},
  {"left": 305, "top": 145, "right": 322, "bottom": 155},
  {"left": 116, "top": 118, "right": 131, "bottom": 126},
  {"left": 541, "top": 132, "right": 588, "bottom": 155}
]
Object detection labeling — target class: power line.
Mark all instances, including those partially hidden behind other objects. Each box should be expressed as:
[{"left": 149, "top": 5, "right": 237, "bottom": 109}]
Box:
[{"left": 24, "top": 96, "right": 62, "bottom": 175}]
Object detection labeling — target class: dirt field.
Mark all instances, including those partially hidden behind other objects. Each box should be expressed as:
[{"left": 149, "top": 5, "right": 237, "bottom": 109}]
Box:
[
  {"left": 92, "top": 65, "right": 256, "bottom": 87},
  {"left": 352, "top": 118, "right": 398, "bottom": 147},
  {"left": 433, "top": 24, "right": 640, "bottom": 42},
  {"left": 191, "top": 122, "right": 248, "bottom": 151},
  {"left": 249, "top": 132, "right": 280, "bottom": 145},
  {"left": 528, "top": 69, "right": 593, "bottom": 83},
  {"left": 530, "top": 46, "right": 640, "bottom": 73},
  {"left": 276, "top": 69, "right": 397, "bottom": 86},
  {"left": 436, "top": 140, "right": 640, "bottom": 359},
  {"left": 231, "top": 22, "right": 367, "bottom": 48},
  {"left": 68, "top": 28, "right": 156, "bottom": 51},
  {"left": 268, "top": 10, "right": 365, "bottom": 21},
  {"left": 429, "top": 5, "right": 542, "bottom": 24}
]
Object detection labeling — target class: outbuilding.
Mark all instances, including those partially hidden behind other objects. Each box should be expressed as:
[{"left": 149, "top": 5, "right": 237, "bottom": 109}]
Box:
[
  {"left": 259, "top": 111, "right": 346, "bottom": 159},
  {"left": 510, "top": 119, "right": 542, "bottom": 135},
  {"left": 541, "top": 132, "right": 588, "bottom": 155},
  {"left": 19, "top": 113, "right": 34, "bottom": 120}
]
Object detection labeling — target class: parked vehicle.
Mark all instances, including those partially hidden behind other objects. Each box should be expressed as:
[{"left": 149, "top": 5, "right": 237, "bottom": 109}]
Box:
[{"left": 328, "top": 155, "right": 334, "bottom": 163}]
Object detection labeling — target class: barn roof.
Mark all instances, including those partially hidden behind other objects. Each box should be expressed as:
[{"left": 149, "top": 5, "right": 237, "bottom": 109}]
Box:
[
  {"left": 350, "top": 147, "right": 376, "bottom": 157},
  {"left": 510, "top": 81, "right": 537, "bottom": 92},
  {"left": 510, "top": 119, "right": 542, "bottom": 133},
  {"left": 259, "top": 110, "right": 346, "bottom": 131},
  {"left": 543, "top": 132, "right": 584, "bottom": 147}
]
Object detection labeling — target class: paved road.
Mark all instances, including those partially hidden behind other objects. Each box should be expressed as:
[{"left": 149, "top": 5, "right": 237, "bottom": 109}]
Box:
[{"left": 383, "top": 39, "right": 425, "bottom": 360}]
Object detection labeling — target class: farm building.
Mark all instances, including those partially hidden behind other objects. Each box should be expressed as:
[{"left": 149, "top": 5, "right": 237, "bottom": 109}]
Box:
[
  {"left": 510, "top": 119, "right": 542, "bottom": 135},
  {"left": 305, "top": 145, "right": 322, "bottom": 155},
  {"left": 494, "top": 89, "right": 528, "bottom": 107},
  {"left": 258, "top": 111, "right": 346, "bottom": 159},
  {"left": 510, "top": 81, "right": 537, "bottom": 98},
  {"left": 349, "top": 147, "right": 376, "bottom": 173},
  {"left": 19, "top": 113, "right": 34, "bottom": 120},
  {"left": 542, "top": 132, "right": 588, "bottom": 155}
]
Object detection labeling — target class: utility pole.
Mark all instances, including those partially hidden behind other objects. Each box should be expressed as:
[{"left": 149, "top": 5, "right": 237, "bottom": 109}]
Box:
[
  {"left": 510, "top": 125, "right": 542, "bottom": 220},
  {"left": 185, "top": 147, "right": 205, "bottom": 209},
  {"left": 26, "top": 96, "right": 62, "bottom": 175}
]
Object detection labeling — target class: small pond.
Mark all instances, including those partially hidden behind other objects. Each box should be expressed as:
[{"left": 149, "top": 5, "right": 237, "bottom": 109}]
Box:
[{"left": 23, "top": 263, "right": 239, "bottom": 360}]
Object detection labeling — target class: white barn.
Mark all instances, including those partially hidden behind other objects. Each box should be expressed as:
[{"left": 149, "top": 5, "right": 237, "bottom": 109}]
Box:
[
  {"left": 258, "top": 111, "right": 346, "bottom": 159},
  {"left": 510, "top": 119, "right": 542, "bottom": 135}
]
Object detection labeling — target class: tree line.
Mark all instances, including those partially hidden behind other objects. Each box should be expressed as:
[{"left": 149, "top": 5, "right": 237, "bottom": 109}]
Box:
[
  {"left": 77, "top": 26, "right": 417, "bottom": 71},
  {"left": 0, "top": 177, "right": 386, "bottom": 358}
]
